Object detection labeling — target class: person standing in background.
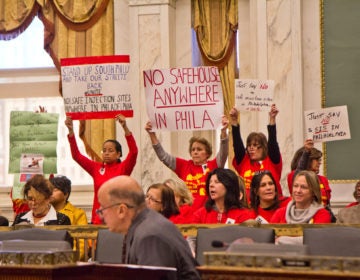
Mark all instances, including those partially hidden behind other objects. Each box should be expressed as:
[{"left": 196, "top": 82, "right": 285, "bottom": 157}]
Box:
[
  {"left": 65, "top": 114, "right": 138, "bottom": 224},
  {"left": 230, "top": 104, "right": 283, "bottom": 205},
  {"left": 144, "top": 116, "right": 229, "bottom": 211}
]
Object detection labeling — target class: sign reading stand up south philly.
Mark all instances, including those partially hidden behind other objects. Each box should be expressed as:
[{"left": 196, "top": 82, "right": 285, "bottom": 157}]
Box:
[
  {"left": 143, "top": 66, "right": 224, "bottom": 131},
  {"left": 60, "top": 55, "right": 132, "bottom": 120}
]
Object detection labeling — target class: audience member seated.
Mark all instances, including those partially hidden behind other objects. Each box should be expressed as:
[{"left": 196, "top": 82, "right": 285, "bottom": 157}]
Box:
[
  {"left": 12, "top": 174, "right": 71, "bottom": 226},
  {"left": 50, "top": 175, "right": 88, "bottom": 225},
  {"left": 50, "top": 174, "right": 88, "bottom": 260},
  {"left": 164, "top": 178, "right": 194, "bottom": 223},
  {"left": 145, "top": 183, "right": 180, "bottom": 220},
  {"left": 287, "top": 139, "right": 331, "bottom": 207},
  {"left": 249, "top": 170, "right": 291, "bottom": 224},
  {"left": 145, "top": 116, "right": 229, "bottom": 211},
  {"left": 229, "top": 104, "right": 283, "bottom": 205},
  {"left": 346, "top": 180, "right": 360, "bottom": 208},
  {"left": 190, "top": 168, "right": 255, "bottom": 224},
  {"left": 271, "top": 170, "right": 331, "bottom": 224},
  {"left": 97, "top": 175, "right": 200, "bottom": 280},
  {"left": 337, "top": 203, "right": 360, "bottom": 223}
]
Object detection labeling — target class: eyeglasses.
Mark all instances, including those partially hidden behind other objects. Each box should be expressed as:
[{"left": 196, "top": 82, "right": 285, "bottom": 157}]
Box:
[
  {"left": 96, "top": 202, "right": 134, "bottom": 217},
  {"left": 247, "top": 143, "right": 262, "bottom": 149},
  {"left": 145, "top": 195, "right": 162, "bottom": 204}
]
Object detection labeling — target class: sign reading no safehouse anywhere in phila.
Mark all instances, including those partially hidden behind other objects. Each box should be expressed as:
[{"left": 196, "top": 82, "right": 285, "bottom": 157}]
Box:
[{"left": 143, "top": 66, "right": 224, "bottom": 131}]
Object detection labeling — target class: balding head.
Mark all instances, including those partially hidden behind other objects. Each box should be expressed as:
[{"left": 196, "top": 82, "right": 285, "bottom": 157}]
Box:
[
  {"left": 100, "top": 175, "right": 145, "bottom": 207},
  {"left": 98, "top": 176, "right": 146, "bottom": 234}
]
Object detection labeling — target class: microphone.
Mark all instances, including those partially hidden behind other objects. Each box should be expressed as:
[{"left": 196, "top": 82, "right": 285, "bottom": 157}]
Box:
[{"left": 211, "top": 240, "right": 229, "bottom": 248}]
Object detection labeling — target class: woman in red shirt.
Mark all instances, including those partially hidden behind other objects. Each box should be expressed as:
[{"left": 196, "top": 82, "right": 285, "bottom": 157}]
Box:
[
  {"left": 271, "top": 170, "right": 331, "bottom": 224},
  {"left": 163, "top": 178, "right": 194, "bottom": 223},
  {"left": 287, "top": 139, "right": 331, "bottom": 207},
  {"left": 249, "top": 170, "right": 291, "bottom": 224},
  {"left": 191, "top": 168, "right": 255, "bottom": 224},
  {"left": 65, "top": 114, "right": 138, "bottom": 224},
  {"left": 145, "top": 183, "right": 180, "bottom": 220},
  {"left": 230, "top": 105, "right": 283, "bottom": 205}
]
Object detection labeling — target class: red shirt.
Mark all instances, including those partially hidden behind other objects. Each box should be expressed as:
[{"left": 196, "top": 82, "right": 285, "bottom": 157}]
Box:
[
  {"left": 190, "top": 207, "right": 255, "bottom": 224},
  {"left": 175, "top": 158, "right": 218, "bottom": 210},
  {"left": 252, "top": 197, "right": 292, "bottom": 223},
  {"left": 68, "top": 133, "right": 138, "bottom": 224},
  {"left": 232, "top": 154, "right": 283, "bottom": 204},
  {"left": 287, "top": 171, "right": 332, "bottom": 206},
  {"left": 270, "top": 205, "right": 331, "bottom": 224},
  {"left": 169, "top": 204, "right": 194, "bottom": 224}
]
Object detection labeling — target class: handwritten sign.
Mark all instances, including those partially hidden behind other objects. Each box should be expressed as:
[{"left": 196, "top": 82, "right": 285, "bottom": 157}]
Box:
[
  {"left": 234, "top": 79, "right": 275, "bottom": 111},
  {"left": 61, "top": 55, "right": 132, "bottom": 120},
  {"left": 9, "top": 111, "right": 58, "bottom": 174},
  {"left": 304, "top": 105, "right": 351, "bottom": 142},
  {"left": 143, "top": 66, "right": 224, "bottom": 131}
]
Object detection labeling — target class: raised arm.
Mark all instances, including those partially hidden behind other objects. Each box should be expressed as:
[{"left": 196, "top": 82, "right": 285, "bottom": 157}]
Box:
[
  {"left": 297, "top": 139, "right": 313, "bottom": 171},
  {"left": 229, "top": 107, "right": 246, "bottom": 164},
  {"left": 267, "top": 104, "right": 281, "bottom": 164},
  {"left": 116, "top": 114, "right": 131, "bottom": 136},
  {"left": 65, "top": 116, "right": 75, "bottom": 137},
  {"left": 145, "top": 121, "right": 176, "bottom": 170},
  {"left": 117, "top": 114, "right": 138, "bottom": 173},
  {"left": 216, "top": 115, "right": 229, "bottom": 167}
]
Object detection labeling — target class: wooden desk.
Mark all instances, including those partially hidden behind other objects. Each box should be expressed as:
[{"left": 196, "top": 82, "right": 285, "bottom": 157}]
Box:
[{"left": 198, "top": 266, "right": 360, "bottom": 280}]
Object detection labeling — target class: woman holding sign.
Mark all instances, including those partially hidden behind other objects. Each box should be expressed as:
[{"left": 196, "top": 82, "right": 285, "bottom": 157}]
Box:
[
  {"left": 65, "top": 114, "right": 138, "bottom": 224},
  {"left": 230, "top": 104, "right": 283, "bottom": 205},
  {"left": 145, "top": 116, "right": 229, "bottom": 211}
]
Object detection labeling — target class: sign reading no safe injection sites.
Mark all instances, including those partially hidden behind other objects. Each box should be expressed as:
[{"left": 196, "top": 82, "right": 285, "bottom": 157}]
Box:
[
  {"left": 143, "top": 66, "right": 224, "bottom": 131},
  {"left": 61, "top": 55, "right": 132, "bottom": 120}
]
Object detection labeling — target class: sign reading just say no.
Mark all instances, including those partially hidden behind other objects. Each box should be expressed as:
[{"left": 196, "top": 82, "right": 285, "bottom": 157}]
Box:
[
  {"left": 143, "top": 66, "right": 224, "bottom": 131},
  {"left": 304, "top": 105, "right": 351, "bottom": 143},
  {"left": 235, "top": 79, "right": 275, "bottom": 111}
]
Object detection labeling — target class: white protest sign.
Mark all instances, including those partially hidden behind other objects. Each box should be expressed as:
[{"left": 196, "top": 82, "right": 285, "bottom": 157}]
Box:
[
  {"left": 61, "top": 55, "right": 132, "bottom": 120},
  {"left": 143, "top": 66, "right": 224, "bottom": 131},
  {"left": 235, "top": 79, "right": 275, "bottom": 111},
  {"left": 304, "top": 105, "right": 351, "bottom": 142}
]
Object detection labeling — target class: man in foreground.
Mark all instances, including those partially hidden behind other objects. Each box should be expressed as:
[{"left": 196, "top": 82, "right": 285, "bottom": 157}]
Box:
[{"left": 97, "top": 175, "right": 200, "bottom": 280}]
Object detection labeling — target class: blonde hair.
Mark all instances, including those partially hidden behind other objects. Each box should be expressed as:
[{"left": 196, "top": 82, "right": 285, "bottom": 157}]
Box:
[
  {"left": 163, "top": 178, "right": 193, "bottom": 206},
  {"left": 293, "top": 170, "right": 322, "bottom": 203}
]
